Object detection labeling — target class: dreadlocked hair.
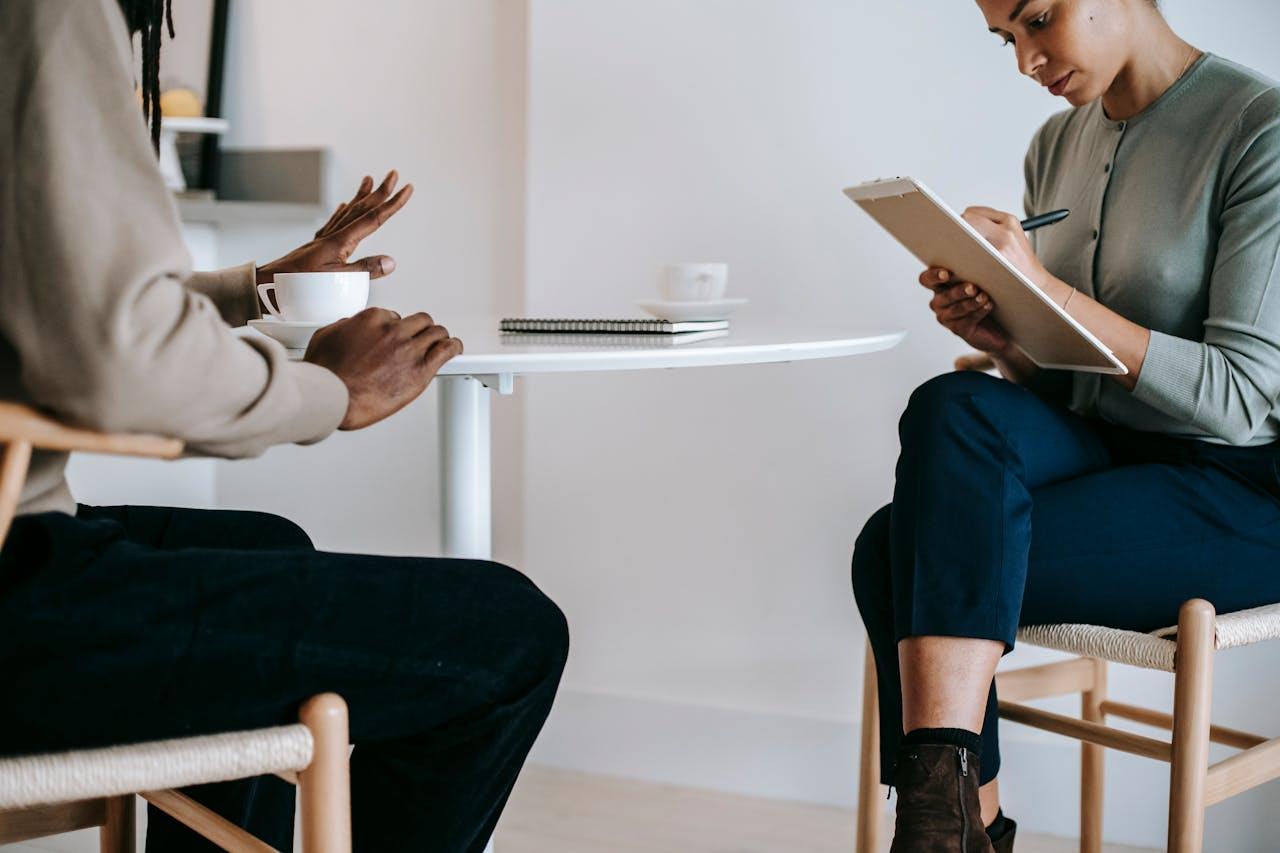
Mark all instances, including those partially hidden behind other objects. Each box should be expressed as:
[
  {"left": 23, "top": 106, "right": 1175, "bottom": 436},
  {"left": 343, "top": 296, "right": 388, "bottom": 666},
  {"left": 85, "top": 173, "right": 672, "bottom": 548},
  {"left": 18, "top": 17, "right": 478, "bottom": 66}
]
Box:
[{"left": 117, "top": 0, "right": 175, "bottom": 154}]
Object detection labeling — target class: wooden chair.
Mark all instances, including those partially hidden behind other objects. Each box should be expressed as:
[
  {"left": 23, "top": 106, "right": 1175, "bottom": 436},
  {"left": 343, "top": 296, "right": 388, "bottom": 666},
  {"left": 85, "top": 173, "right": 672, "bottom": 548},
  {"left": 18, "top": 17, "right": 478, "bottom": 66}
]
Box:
[
  {"left": 854, "top": 355, "right": 1280, "bottom": 853},
  {"left": 0, "top": 401, "right": 352, "bottom": 852}
]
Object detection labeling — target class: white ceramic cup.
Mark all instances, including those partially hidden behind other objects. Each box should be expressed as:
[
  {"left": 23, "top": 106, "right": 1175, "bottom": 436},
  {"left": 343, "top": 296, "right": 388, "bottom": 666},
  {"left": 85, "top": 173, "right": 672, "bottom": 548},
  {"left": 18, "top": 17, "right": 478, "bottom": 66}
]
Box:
[
  {"left": 257, "top": 271, "right": 370, "bottom": 324},
  {"left": 661, "top": 263, "right": 728, "bottom": 302}
]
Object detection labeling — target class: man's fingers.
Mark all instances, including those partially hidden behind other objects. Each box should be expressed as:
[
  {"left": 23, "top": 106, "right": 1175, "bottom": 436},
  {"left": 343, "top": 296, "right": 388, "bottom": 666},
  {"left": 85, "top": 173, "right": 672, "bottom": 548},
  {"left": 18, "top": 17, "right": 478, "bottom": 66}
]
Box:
[
  {"left": 413, "top": 325, "right": 450, "bottom": 349},
  {"left": 422, "top": 336, "right": 463, "bottom": 374},
  {"left": 347, "top": 175, "right": 373, "bottom": 209},
  {"left": 344, "top": 255, "right": 397, "bottom": 279},
  {"left": 399, "top": 312, "right": 437, "bottom": 338},
  {"left": 331, "top": 176, "right": 374, "bottom": 228},
  {"left": 338, "top": 184, "right": 414, "bottom": 248},
  {"left": 376, "top": 170, "right": 399, "bottom": 198},
  {"left": 316, "top": 202, "right": 349, "bottom": 238},
  {"left": 325, "top": 173, "right": 392, "bottom": 236}
]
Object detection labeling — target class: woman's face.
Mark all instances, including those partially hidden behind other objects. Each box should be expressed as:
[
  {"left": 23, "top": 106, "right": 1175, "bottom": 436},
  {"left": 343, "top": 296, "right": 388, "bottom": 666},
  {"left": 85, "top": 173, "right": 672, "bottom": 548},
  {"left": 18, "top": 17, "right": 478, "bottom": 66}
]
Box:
[{"left": 975, "top": 0, "right": 1134, "bottom": 107}]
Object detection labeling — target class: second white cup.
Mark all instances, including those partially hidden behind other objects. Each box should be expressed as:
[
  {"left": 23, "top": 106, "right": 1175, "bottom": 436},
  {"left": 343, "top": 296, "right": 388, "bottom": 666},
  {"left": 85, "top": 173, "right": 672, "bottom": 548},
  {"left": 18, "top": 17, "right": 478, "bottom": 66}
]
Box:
[
  {"left": 661, "top": 263, "right": 728, "bottom": 302},
  {"left": 258, "top": 271, "right": 370, "bottom": 324}
]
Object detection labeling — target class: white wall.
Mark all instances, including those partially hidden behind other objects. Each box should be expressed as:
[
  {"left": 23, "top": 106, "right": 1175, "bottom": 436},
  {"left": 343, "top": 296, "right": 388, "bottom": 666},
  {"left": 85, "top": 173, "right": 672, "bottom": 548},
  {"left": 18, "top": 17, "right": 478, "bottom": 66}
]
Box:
[{"left": 518, "top": 0, "right": 1280, "bottom": 849}]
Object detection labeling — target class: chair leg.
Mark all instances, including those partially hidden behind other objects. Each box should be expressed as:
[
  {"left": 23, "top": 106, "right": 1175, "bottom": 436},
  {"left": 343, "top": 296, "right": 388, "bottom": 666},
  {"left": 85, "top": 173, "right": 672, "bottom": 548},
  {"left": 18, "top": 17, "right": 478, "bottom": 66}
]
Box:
[
  {"left": 299, "top": 694, "right": 352, "bottom": 853},
  {"left": 1168, "top": 599, "right": 1215, "bottom": 853},
  {"left": 1080, "top": 658, "right": 1106, "bottom": 853},
  {"left": 99, "top": 795, "right": 135, "bottom": 853},
  {"left": 857, "top": 638, "right": 882, "bottom": 853}
]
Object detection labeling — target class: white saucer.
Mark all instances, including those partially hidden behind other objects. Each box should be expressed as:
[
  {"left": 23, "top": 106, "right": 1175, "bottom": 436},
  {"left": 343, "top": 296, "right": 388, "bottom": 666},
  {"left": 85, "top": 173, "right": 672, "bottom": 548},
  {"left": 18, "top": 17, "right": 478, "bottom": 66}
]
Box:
[
  {"left": 636, "top": 298, "right": 748, "bottom": 322},
  {"left": 247, "top": 318, "right": 324, "bottom": 349}
]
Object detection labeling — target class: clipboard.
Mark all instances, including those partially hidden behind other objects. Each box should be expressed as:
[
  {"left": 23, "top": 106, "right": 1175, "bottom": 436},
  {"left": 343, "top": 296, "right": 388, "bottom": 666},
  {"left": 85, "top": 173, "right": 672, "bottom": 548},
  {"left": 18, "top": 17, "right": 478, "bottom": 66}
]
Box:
[{"left": 843, "top": 176, "right": 1125, "bottom": 374}]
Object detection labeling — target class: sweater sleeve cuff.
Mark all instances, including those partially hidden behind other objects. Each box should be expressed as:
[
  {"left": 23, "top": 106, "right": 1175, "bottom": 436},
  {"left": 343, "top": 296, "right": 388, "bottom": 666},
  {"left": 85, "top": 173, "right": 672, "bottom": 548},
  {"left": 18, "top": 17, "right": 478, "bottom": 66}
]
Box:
[
  {"left": 186, "top": 262, "right": 262, "bottom": 327},
  {"left": 286, "top": 361, "right": 349, "bottom": 445},
  {"left": 1130, "top": 329, "right": 1205, "bottom": 422}
]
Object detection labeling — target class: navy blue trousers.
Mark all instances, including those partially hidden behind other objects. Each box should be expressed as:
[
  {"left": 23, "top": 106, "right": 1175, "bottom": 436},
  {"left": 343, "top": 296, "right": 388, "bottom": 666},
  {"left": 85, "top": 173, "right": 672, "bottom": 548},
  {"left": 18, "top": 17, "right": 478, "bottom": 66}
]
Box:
[{"left": 852, "top": 371, "right": 1280, "bottom": 785}]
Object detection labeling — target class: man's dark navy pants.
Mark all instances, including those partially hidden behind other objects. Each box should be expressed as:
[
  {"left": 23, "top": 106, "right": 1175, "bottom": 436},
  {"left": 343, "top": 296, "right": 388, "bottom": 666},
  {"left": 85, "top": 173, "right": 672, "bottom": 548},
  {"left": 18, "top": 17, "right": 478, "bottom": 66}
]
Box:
[
  {"left": 853, "top": 370, "right": 1280, "bottom": 784},
  {"left": 0, "top": 504, "right": 568, "bottom": 853}
]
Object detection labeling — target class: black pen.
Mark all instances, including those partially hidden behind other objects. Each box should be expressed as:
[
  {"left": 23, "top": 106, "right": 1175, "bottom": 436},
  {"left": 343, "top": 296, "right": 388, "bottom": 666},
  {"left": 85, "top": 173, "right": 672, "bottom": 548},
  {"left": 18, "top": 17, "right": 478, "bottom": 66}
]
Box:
[{"left": 1020, "top": 209, "right": 1070, "bottom": 231}]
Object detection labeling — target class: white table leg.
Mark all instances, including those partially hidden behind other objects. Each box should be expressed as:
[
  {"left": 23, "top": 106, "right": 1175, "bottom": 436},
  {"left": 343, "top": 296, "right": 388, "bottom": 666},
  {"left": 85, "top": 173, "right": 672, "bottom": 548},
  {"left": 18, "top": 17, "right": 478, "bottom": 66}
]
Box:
[
  {"left": 438, "top": 377, "right": 498, "bottom": 853},
  {"left": 440, "top": 375, "right": 492, "bottom": 560}
]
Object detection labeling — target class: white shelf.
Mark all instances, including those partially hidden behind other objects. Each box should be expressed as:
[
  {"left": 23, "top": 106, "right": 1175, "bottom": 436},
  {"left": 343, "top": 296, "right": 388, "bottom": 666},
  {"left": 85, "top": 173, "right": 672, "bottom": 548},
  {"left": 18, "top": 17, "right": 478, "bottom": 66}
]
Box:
[{"left": 161, "top": 116, "right": 230, "bottom": 134}]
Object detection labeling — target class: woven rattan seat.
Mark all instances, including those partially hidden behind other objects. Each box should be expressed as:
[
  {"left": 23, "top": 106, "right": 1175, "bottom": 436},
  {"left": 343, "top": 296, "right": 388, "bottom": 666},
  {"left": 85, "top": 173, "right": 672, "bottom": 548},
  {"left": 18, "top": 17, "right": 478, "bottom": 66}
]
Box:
[
  {"left": 1017, "top": 602, "right": 1280, "bottom": 673},
  {"left": 0, "top": 725, "right": 315, "bottom": 812}
]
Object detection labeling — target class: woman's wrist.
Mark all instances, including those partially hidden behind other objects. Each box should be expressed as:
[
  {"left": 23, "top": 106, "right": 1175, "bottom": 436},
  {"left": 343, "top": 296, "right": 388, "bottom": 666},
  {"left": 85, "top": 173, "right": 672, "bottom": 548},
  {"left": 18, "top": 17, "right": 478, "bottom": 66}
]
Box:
[{"left": 1036, "top": 272, "right": 1075, "bottom": 308}]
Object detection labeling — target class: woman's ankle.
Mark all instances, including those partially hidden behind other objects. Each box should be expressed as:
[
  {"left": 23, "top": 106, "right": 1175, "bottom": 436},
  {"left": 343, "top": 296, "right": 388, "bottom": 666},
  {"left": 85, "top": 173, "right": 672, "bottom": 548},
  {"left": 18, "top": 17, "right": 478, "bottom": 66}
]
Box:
[{"left": 978, "top": 777, "right": 1001, "bottom": 826}]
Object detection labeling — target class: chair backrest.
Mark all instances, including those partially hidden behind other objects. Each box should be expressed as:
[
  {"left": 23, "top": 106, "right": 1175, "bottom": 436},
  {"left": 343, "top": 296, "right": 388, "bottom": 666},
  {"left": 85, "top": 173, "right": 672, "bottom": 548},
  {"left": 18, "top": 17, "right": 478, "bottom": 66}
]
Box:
[{"left": 0, "top": 402, "right": 183, "bottom": 543}]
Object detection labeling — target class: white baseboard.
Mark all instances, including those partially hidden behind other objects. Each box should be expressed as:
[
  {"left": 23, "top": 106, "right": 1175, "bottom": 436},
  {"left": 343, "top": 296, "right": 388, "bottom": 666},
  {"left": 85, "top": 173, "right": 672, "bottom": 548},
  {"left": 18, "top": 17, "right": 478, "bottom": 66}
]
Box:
[{"left": 531, "top": 688, "right": 1280, "bottom": 851}]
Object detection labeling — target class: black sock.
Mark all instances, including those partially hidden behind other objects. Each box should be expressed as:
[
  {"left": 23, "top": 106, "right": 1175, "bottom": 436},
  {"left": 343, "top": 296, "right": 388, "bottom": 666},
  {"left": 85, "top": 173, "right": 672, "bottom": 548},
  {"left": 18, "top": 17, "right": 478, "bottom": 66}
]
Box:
[
  {"left": 902, "top": 726, "right": 983, "bottom": 757},
  {"left": 986, "top": 808, "right": 1012, "bottom": 841}
]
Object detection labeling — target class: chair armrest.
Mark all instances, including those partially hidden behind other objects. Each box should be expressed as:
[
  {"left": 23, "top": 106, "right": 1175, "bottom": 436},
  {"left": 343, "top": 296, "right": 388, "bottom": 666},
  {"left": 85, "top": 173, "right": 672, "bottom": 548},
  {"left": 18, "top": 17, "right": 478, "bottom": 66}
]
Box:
[
  {"left": 0, "top": 402, "right": 182, "bottom": 459},
  {"left": 954, "top": 353, "right": 997, "bottom": 373}
]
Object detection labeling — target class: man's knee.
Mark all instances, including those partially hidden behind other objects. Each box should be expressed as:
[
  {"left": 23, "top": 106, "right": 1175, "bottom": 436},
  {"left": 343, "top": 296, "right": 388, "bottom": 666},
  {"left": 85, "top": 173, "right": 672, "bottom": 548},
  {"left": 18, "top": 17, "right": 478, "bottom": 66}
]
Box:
[
  {"left": 244, "top": 512, "right": 314, "bottom": 551},
  {"left": 483, "top": 561, "right": 570, "bottom": 684}
]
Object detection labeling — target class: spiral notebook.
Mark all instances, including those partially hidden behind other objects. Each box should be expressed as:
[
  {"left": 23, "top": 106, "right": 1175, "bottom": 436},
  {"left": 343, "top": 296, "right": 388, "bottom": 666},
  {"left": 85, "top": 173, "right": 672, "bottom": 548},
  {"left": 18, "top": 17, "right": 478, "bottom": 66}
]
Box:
[
  {"left": 500, "top": 329, "right": 730, "bottom": 347},
  {"left": 499, "top": 318, "right": 729, "bottom": 334}
]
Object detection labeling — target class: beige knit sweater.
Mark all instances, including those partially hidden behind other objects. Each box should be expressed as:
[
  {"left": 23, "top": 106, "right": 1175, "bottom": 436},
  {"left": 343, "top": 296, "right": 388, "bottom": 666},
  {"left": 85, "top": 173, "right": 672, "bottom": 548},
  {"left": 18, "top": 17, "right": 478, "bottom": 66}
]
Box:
[{"left": 1, "top": 0, "right": 349, "bottom": 517}]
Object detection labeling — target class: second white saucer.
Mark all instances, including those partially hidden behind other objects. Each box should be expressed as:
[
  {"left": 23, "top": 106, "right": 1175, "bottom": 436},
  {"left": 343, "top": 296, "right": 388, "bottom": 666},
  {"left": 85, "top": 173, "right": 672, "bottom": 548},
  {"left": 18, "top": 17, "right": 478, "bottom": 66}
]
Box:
[
  {"left": 247, "top": 318, "right": 324, "bottom": 349},
  {"left": 636, "top": 298, "right": 748, "bottom": 322}
]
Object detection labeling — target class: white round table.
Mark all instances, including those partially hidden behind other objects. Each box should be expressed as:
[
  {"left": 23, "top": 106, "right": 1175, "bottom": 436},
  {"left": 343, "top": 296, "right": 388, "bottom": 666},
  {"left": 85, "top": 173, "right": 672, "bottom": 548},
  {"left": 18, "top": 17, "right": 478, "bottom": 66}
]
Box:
[{"left": 431, "top": 319, "right": 905, "bottom": 561}]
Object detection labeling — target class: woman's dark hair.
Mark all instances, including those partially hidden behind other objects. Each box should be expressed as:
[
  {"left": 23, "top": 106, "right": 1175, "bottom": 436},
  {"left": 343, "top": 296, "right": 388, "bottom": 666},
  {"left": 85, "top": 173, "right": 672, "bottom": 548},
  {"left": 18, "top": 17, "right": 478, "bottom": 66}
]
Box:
[{"left": 116, "top": 0, "right": 174, "bottom": 153}]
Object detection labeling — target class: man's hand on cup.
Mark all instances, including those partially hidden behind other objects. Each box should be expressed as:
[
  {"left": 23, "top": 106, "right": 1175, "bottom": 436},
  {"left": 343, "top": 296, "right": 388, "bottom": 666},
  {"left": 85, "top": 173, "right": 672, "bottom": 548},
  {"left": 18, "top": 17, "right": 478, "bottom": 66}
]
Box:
[
  {"left": 302, "top": 308, "right": 462, "bottom": 430},
  {"left": 920, "top": 267, "right": 1012, "bottom": 355}
]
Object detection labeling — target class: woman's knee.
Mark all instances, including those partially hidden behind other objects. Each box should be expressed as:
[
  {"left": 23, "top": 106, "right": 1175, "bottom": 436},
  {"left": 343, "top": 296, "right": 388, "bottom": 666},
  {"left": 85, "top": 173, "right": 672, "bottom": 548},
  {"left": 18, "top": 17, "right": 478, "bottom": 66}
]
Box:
[
  {"left": 851, "top": 504, "right": 893, "bottom": 610},
  {"left": 899, "top": 370, "right": 1004, "bottom": 445}
]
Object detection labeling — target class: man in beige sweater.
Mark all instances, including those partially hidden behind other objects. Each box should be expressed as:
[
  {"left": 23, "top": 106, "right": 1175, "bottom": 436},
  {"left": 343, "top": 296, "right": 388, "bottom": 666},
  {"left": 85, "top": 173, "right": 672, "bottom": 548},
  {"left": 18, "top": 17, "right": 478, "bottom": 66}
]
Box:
[{"left": 0, "top": 3, "right": 568, "bottom": 851}]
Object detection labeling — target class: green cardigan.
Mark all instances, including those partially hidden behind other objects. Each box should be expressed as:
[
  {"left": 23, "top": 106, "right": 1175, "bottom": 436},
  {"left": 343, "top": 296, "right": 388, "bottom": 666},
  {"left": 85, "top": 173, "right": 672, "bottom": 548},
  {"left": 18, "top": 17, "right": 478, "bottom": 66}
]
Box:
[{"left": 1025, "top": 53, "right": 1280, "bottom": 446}]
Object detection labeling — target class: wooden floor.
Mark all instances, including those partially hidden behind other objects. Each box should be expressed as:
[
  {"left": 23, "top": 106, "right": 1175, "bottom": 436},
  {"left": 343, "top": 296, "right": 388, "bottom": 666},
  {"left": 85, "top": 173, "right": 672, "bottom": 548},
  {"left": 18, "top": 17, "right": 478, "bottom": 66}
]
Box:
[
  {"left": 2, "top": 765, "right": 1159, "bottom": 852},
  {"left": 493, "top": 766, "right": 1159, "bottom": 853}
]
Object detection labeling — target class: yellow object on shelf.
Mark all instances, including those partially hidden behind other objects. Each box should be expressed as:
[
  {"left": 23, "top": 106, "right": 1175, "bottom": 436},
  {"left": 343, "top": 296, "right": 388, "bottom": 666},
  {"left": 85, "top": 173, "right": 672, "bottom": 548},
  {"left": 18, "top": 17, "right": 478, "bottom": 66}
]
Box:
[{"left": 160, "top": 88, "right": 203, "bottom": 118}]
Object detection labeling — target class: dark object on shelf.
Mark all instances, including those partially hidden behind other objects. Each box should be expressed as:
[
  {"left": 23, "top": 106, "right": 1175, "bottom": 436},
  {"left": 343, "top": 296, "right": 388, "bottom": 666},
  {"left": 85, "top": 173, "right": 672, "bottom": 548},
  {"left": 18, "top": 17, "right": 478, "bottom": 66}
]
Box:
[
  {"left": 199, "top": 0, "right": 230, "bottom": 193},
  {"left": 157, "top": 0, "right": 230, "bottom": 192}
]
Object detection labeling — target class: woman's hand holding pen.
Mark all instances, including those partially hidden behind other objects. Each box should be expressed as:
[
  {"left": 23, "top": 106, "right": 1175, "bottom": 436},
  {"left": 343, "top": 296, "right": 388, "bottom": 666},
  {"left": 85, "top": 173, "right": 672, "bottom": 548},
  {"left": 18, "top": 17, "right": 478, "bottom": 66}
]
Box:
[{"left": 961, "top": 205, "right": 1073, "bottom": 305}]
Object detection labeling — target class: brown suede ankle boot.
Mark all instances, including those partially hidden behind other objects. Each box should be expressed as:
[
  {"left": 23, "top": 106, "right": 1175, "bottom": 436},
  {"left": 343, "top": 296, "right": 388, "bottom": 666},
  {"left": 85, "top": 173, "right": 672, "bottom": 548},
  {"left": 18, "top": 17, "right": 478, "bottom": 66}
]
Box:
[
  {"left": 989, "top": 815, "right": 1017, "bottom": 852},
  {"left": 888, "top": 744, "right": 993, "bottom": 853}
]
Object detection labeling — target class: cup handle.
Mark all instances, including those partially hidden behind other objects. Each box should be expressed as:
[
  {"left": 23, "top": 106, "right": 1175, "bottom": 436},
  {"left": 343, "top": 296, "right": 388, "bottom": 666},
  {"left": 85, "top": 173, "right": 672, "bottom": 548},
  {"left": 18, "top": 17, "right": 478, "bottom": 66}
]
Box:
[{"left": 257, "top": 283, "right": 283, "bottom": 318}]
